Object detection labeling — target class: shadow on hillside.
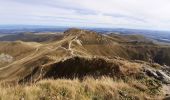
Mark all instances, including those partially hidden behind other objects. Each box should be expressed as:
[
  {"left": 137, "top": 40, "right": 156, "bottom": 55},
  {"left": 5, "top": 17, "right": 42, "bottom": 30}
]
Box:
[{"left": 44, "top": 57, "right": 121, "bottom": 79}]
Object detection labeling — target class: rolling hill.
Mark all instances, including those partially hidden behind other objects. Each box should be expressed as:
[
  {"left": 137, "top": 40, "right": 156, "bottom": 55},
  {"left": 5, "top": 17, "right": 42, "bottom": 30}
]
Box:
[{"left": 0, "top": 28, "right": 170, "bottom": 99}]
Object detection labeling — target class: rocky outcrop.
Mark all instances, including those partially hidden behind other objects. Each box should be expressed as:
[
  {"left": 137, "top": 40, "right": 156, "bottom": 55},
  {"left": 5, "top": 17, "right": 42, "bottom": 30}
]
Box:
[
  {"left": 0, "top": 53, "right": 13, "bottom": 63},
  {"left": 143, "top": 65, "right": 170, "bottom": 84}
]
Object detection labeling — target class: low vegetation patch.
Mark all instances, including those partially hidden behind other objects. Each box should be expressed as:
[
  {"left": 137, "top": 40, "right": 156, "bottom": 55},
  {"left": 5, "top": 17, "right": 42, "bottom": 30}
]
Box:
[{"left": 0, "top": 77, "right": 163, "bottom": 100}]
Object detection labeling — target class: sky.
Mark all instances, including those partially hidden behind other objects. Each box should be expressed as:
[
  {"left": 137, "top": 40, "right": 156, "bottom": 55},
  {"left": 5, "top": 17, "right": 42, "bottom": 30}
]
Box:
[{"left": 0, "top": 0, "right": 170, "bottom": 30}]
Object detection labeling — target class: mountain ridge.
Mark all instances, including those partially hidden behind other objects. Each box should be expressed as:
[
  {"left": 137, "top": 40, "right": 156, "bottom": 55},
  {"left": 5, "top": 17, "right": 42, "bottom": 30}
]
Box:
[{"left": 0, "top": 28, "right": 170, "bottom": 99}]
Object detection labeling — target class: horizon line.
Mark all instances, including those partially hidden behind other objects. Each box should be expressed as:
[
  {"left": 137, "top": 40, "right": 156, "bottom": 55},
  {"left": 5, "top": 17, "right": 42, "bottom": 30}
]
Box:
[{"left": 0, "top": 24, "right": 170, "bottom": 32}]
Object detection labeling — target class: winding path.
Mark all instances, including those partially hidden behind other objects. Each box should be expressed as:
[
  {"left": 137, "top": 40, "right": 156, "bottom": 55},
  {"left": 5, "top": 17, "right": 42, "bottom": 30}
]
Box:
[{"left": 68, "top": 30, "right": 83, "bottom": 56}]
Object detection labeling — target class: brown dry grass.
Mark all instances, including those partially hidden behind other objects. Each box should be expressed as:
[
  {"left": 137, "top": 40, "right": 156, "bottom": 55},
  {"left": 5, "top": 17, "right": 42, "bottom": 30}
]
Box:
[
  {"left": 0, "top": 77, "right": 163, "bottom": 100},
  {"left": 0, "top": 29, "right": 167, "bottom": 100}
]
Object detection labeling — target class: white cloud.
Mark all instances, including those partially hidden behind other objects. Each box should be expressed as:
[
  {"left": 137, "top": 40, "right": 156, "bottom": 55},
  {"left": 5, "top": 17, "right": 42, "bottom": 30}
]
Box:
[{"left": 0, "top": 0, "right": 170, "bottom": 30}]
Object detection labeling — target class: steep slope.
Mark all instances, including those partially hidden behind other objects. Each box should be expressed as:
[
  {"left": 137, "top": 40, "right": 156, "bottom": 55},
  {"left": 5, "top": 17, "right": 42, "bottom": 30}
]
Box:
[
  {"left": 125, "top": 45, "right": 170, "bottom": 65},
  {"left": 0, "top": 28, "right": 170, "bottom": 82},
  {"left": 63, "top": 28, "right": 170, "bottom": 66}
]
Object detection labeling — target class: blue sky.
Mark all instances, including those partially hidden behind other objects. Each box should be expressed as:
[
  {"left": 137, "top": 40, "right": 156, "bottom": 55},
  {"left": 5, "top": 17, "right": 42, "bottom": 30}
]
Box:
[{"left": 0, "top": 0, "right": 170, "bottom": 30}]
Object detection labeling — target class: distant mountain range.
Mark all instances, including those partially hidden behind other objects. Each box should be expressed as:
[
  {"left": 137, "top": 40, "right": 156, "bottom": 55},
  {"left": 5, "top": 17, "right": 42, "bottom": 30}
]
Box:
[
  {"left": 0, "top": 25, "right": 170, "bottom": 43},
  {"left": 90, "top": 28, "right": 170, "bottom": 43}
]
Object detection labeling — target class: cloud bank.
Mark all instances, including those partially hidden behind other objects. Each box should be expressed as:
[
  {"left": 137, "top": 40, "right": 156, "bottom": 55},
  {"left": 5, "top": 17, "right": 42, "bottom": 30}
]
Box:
[{"left": 0, "top": 0, "right": 170, "bottom": 30}]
